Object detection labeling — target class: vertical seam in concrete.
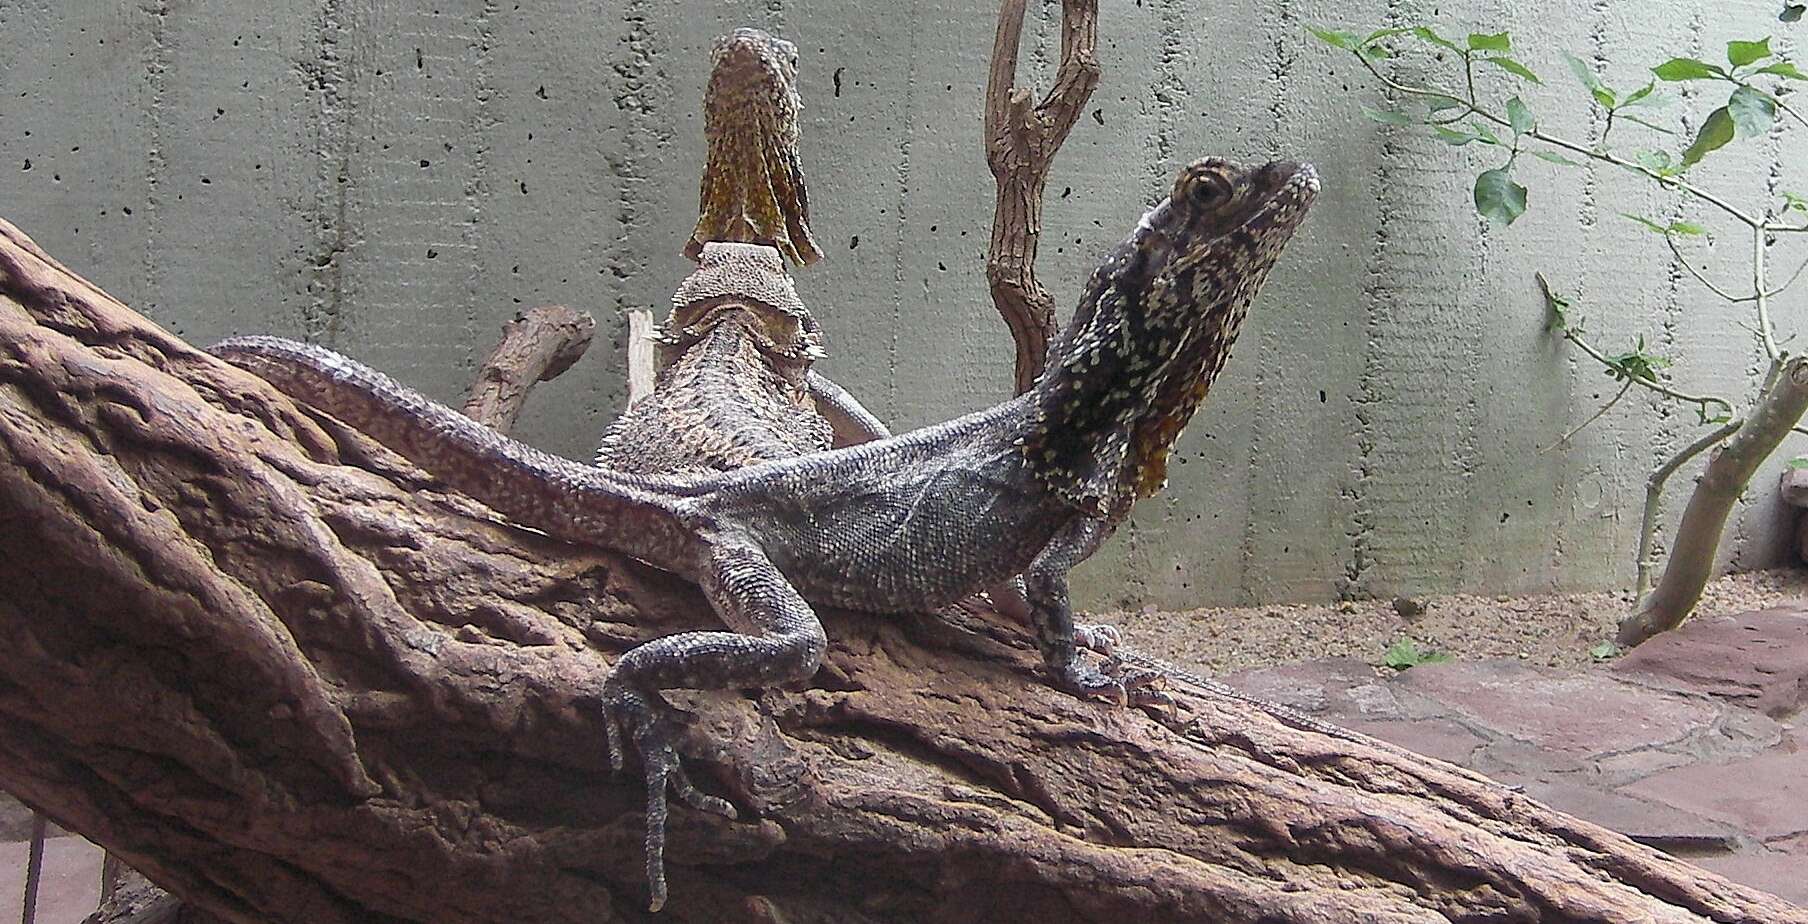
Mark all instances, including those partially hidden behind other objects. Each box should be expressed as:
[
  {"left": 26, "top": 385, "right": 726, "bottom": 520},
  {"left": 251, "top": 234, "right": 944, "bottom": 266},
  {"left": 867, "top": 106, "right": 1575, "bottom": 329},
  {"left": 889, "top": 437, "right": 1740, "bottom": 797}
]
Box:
[
  {"left": 1236, "top": 0, "right": 1294, "bottom": 603},
  {"left": 304, "top": 0, "right": 353, "bottom": 345},
  {"left": 1123, "top": 0, "right": 1187, "bottom": 605},
  {"left": 1732, "top": 29, "right": 1793, "bottom": 568},
  {"left": 1344, "top": 0, "right": 1409, "bottom": 601},
  {"left": 140, "top": 0, "right": 169, "bottom": 319},
  {"left": 1642, "top": 10, "right": 1707, "bottom": 574},
  {"left": 883, "top": 0, "right": 920, "bottom": 419},
  {"left": 608, "top": 0, "right": 666, "bottom": 373},
  {"left": 463, "top": 0, "right": 499, "bottom": 374}
]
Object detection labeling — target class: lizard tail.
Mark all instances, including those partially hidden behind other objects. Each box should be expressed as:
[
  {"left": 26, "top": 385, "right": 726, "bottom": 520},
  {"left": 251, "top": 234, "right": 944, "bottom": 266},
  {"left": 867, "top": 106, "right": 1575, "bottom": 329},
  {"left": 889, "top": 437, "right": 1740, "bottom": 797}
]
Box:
[{"left": 211, "top": 335, "right": 697, "bottom": 566}]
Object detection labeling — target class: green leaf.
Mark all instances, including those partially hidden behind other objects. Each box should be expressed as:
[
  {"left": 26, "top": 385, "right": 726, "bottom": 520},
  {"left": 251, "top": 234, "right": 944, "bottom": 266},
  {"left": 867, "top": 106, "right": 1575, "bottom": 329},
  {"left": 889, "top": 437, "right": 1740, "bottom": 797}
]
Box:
[
  {"left": 1784, "top": 190, "right": 1808, "bottom": 213},
  {"left": 1507, "top": 96, "right": 1536, "bottom": 135},
  {"left": 1308, "top": 27, "right": 1360, "bottom": 50},
  {"left": 1681, "top": 106, "right": 1735, "bottom": 165},
  {"left": 1413, "top": 26, "right": 1462, "bottom": 52},
  {"left": 1653, "top": 57, "right": 1728, "bottom": 81},
  {"left": 1633, "top": 149, "right": 1684, "bottom": 176},
  {"left": 1755, "top": 61, "right": 1808, "bottom": 79},
  {"left": 1470, "top": 121, "right": 1503, "bottom": 145},
  {"left": 1789, "top": 456, "right": 1808, "bottom": 470},
  {"left": 1474, "top": 167, "right": 1529, "bottom": 225},
  {"left": 1621, "top": 213, "right": 1709, "bottom": 237},
  {"left": 1728, "top": 85, "right": 1777, "bottom": 137},
  {"left": 1427, "top": 97, "right": 1469, "bottom": 113},
  {"left": 1589, "top": 641, "right": 1621, "bottom": 662},
  {"left": 1727, "top": 37, "right": 1774, "bottom": 66},
  {"left": 1480, "top": 55, "right": 1542, "bottom": 83},
  {"left": 1383, "top": 638, "right": 1454, "bottom": 671},
  {"left": 1362, "top": 105, "right": 1416, "bottom": 126},
  {"left": 1620, "top": 82, "right": 1662, "bottom": 108},
  {"left": 1467, "top": 31, "right": 1512, "bottom": 53},
  {"left": 1361, "top": 26, "right": 1416, "bottom": 45},
  {"left": 1563, "top": 52, "right": 1617, "bottom": 107},
  {"left": 1531, "top": 150, "right": 1584, "bottom": 167},
  {"left": 1431, "top": 125, "right": 1480, "bottom": 145}
]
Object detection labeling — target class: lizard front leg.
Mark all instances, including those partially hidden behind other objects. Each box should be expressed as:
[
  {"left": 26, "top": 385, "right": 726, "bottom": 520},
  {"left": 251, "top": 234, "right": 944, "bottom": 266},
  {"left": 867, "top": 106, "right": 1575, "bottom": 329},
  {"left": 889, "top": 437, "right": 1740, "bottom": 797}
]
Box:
[
  {"left": 600, "top": 540, "right": 827, "bottom": 912},
  {"left": 1017, "top": 519, "right": 1160, "bottom": 705},
  {"left": 805, "top": 370, "right": 890, "bottom": 447}
]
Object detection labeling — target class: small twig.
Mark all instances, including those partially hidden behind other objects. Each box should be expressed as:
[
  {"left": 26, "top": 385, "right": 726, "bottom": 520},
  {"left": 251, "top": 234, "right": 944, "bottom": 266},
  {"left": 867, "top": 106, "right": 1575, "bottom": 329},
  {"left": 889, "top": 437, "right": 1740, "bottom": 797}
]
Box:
[
  {"left": 461, "top": 305, "right": 596, "bottom": 436},
  {"left": 1767, "top": 248, "right": 1808, "bottom": 299},
  {"left": 1351, "top": 53, "right": 1763, "bottom": 228},
  {"left": 1665, "top": 234, "right": 1747, "bottom": 302},
  {"left": 1536, "top": 275, "right": 1735, "bottom": 420},
  {"left": 1753, "top": 224, "right": 1782, "bottom": 361},
  {"left": 984, "top": 0, "right": 1101, "bottom": 394},
  {"left": 1634, "top": 419, "right": 1744, "bottom": 600},
  {"left": 1541, "top": 381, "right": 1631, "bottom": 452}
]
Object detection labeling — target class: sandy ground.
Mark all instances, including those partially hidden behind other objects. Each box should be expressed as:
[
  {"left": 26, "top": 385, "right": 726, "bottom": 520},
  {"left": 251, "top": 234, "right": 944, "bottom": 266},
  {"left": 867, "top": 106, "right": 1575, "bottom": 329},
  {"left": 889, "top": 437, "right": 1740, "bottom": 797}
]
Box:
[{"left": 1107, "top": 567, "right": 1808, "bottom": 676}]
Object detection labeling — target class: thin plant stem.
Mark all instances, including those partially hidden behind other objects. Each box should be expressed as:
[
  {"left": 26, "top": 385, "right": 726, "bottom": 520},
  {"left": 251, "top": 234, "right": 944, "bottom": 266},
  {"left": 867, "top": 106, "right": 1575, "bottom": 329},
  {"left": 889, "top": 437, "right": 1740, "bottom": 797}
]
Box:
[
  {"left": 1351, "top": 52, "right": 1762, "bottom": 227},
  {"left": 1635, "top": 419, "right": 1744, "bottom": 601},
  {"left": 1542, "top": 381, "right": 1631, "bottom": 452}
]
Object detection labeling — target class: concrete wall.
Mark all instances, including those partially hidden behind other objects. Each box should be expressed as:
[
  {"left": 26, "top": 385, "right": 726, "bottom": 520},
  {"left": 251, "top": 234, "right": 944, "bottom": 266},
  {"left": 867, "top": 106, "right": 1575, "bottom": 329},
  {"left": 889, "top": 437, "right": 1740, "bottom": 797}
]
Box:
[{"left": 2, "top": 0, "right": 1800, "bottom": 609}]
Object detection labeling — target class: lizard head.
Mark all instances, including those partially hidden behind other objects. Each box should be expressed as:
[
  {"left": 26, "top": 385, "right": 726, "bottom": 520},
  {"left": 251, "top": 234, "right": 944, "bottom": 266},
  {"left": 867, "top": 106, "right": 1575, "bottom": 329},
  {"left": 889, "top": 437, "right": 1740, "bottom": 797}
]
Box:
[
  {"left": 688, "top": 28, "right": 822, "bottom": 267},
  {"left": 1026, "top": 157, "right": 1319, "bottom": 515}
]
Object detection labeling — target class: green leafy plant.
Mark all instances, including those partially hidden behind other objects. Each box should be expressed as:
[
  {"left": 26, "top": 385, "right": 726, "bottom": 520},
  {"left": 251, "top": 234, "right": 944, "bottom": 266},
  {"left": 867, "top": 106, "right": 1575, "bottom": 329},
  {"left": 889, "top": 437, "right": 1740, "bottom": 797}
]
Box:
[
  {"left": 1589, "top": 641, "right": 1622, "bottom": 662},
  {"left": 1382, "top": 638, "right": 1454, "bottom": 670},
  {"left": 1313, "top": 24, "right": 1808, "bottom": 647}
]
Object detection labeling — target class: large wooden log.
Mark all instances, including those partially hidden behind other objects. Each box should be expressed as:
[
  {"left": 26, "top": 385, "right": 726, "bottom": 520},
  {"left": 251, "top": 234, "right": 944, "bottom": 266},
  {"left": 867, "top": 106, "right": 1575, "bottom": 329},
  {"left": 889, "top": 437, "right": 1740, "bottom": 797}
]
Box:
[{"left": 0, "top": 219, "right": 1800, "bottom": 923}]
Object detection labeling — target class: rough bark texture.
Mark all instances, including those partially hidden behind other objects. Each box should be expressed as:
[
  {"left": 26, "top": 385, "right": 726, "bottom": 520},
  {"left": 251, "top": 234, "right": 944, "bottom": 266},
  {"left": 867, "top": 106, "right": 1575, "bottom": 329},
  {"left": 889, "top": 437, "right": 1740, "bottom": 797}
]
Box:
[
  {"left": 1, "top": 218, "right": 1804, "bottom": 923},
  {"left": 1619, "top": 356, "right": 1808, "bottom": 647},
  {"left": 984, "top": 0, "right": 1099, "bottom": 394},
  {"left": 460, "top": 305, "right": 597, "bottom": 435}
]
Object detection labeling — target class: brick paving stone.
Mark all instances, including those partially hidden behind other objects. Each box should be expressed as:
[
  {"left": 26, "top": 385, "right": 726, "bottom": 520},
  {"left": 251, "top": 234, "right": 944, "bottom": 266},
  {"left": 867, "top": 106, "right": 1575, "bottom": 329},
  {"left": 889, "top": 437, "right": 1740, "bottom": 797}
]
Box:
[
  {"left": 1613, "top": 605, "right": 1808, "bottom": 718},
  {"left": 1692, "top": 849, "right": 1808, "bottom": 906},
  {"left": 1223, "top": 658, "right": 1408, "bottom": 720},
  {"left": 0, "top": 836, "right": 103, "bottom": 924},
  {"left": 1393, "top": 661, "right": 1719, "bottom": 758},
  {"left": 1517, "top": 780, "right": 1741, "bottom": 852},
  {"left": 1621, "top": 729, "right": 1808, "bottom": 841},
  {"left": 1345, "top": 717, "right": 1487, "bottom": 765}
]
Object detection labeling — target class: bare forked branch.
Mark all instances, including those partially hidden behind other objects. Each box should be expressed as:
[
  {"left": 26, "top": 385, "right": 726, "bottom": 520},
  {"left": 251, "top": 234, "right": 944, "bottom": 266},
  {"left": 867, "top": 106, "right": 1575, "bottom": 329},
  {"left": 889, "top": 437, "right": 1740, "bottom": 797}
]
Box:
[{"left": 984, "top": 0, "right": 1101, "bottom": 394}]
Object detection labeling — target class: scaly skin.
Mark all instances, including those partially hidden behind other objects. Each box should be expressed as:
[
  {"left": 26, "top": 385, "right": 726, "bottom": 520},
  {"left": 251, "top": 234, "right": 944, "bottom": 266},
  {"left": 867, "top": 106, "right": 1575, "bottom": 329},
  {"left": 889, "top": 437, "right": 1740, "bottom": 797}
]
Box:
[
  {"left": 212, "top": 156, "right": 1319, "bottom": 912},
  {"left": 687, "top": 28, "right": 821, "bottom": 266},
  {"left": 598, "top": 30, "right": 876, "bottom": 475}
]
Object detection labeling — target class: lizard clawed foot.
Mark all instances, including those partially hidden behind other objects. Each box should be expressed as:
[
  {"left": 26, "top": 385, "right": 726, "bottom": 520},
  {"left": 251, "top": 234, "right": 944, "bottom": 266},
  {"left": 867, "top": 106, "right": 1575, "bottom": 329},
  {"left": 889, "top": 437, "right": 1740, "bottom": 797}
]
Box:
[
  {"left": 1074, "top": 622, "right": 1123, "bottom": 656},
  {"left": 600, "top": 682, "right": 738, "bottom": 912}
]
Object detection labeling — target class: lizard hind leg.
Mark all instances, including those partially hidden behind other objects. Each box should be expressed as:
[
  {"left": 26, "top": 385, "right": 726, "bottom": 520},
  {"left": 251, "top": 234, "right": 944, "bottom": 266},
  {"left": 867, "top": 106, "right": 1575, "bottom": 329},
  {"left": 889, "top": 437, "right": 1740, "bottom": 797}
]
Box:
[{"left": 599, "top": 540, "right": 827, "bottom": 912}]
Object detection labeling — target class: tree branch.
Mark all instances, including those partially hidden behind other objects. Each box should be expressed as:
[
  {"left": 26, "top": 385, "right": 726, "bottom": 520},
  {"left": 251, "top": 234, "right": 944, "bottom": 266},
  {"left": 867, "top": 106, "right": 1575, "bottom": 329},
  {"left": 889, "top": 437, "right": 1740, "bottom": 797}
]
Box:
[
  {"left": 461, "top": 304, "right": 597, "bottom": 435},
  {"left": 984, "top": 0, "right": 1100, "bottom": 394},
  {"left": 1620, "top": 356, "right": 1808, "bottom": 645},
  {"left": 3, "top": 218, "right": 1804, "bottom": 922}
]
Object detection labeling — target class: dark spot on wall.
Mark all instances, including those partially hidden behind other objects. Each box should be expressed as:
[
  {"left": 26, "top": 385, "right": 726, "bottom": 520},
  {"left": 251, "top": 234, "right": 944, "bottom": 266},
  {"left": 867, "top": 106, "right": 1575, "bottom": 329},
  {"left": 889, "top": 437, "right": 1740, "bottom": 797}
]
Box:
[
  {"left": 420, "top": 159, "right": 431, "bottom": 168},
  {"left": 427, "top": 249, "right": 439, "bottom": 259},
  {"left": 21, "top": 159, "right": 29, "bottom": 171},
  {"left": 849, "top": 235, "right": 860, "bottom": 250},
  {"left": 832, "top": 66, "right": 845, "bottom": 97},
  {"left": 1319, "top": 390, "right": 1327, "bottom": 403},
  {"left": 536, "top": 85, "right": 548, "bottom": 100},
  {"left": 1091, "top": 108, "right": 1104, "bottom": 125},
  {"left": 1061, "top": 186, "right": 1072, "bottom": 198}
]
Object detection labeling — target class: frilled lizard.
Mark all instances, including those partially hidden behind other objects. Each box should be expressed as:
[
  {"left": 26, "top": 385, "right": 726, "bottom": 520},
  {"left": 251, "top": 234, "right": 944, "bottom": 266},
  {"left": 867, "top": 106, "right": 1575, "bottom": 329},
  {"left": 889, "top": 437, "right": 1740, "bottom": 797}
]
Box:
[
  {"left": 597, "top": 28, "right": 884, "bottom": 476},
  {"left": 213, "top": 156, "right": 1319, "bottom": 910}
]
